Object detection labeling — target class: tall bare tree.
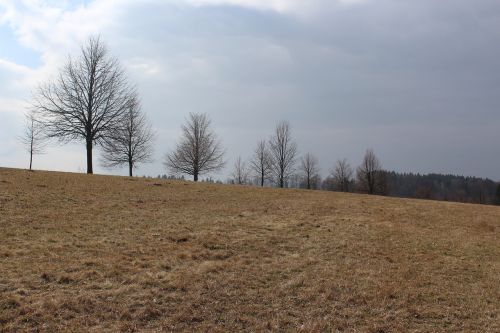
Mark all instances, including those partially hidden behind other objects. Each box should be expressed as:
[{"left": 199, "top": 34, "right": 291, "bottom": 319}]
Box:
[
  {"left": 250, "top": 140, "right": 271, "bottom": 187},
  {"left": 231, "top": 156, "right": 248, "bottom": 185},
  {"left": 356, "top": 149, "right": 387, "bottom": 195},
  {"left": 18, "top": 112, "right": 46, "bottom": 171},
  {"left": 100, "top": 94, "right": 155, "bottom": 177},
  {"left": 269, "top": 121, "right": 297, "bottom": 188},
  {"left": 165, "top": 113, "right": 225, "bottom": 181},
  {"left": 300, "top": 153, "right": 319, "bottom": 190},
  {"left": 332, "top": 158, "right": 353, "bottom": 192},
  {"left": 32, "top": 36, "right": 132, "bottom": 174}
]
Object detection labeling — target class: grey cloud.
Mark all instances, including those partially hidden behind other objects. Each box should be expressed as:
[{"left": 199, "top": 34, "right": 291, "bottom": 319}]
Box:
[{"left": 2, "top": 0, "right": 499, "bottom": 179}]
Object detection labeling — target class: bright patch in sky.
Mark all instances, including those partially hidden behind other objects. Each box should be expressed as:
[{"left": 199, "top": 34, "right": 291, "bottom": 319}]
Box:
[{"left": 0, "top": 26, "right": 41, "bottom": 68}]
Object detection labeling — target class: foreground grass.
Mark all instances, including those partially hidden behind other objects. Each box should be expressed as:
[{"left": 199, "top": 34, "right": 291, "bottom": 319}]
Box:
[{"left": 0, "top": 168, "right": 499, "bottom": 332}]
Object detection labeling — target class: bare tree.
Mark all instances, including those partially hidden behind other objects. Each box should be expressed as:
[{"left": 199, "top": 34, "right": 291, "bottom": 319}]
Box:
[
  {"left": 32, "top": 36, "right": 132, "bottom": 174},
  {"left": 100, "top": 94, "right": 155, "bottom": 177},
  {"left": 231, "top": 156, "right": 248, "bottom": 185},
  {"left": 332, "top": 158, "right": 353, "bottom": 192},
  {"left": 165, "top": 113, "right": 225, "bottom": 181},
  {"left": 269, "top": 121, "right": 298, "bottom": 188},
  {"left": 300, "top": 153, "right": 319, "bottom": 190},
  {"left": 356, "top": 149, "right": 387, "bottom": 195},
  {"left": 250, "top": 140, "right": 271, "bottom": 187},
  {"left": 18, "top": 112, "right": 46, "bottom": 171}
]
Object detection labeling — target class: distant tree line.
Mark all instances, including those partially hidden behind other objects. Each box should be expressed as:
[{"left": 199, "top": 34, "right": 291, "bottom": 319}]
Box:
[
  {"left": 280, "top": 168, "right": 500, "bottom": 205},
  {"left": 384, "top": 172, "right": 500, "bottom": 205}
]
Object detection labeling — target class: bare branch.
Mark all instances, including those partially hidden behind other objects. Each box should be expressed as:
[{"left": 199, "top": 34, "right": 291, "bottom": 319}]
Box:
[
  {"left": 356, "top": 149, "right": 388, "bottom": 195},
  {"left": 31, "top": 36, "right": 133, "bottom": 173},
  {"left": 299, "top": 153, "right": 320, "bottom": 190},
  {"left": 268, "top": 121, "right": 298, "bottom": 188},
  {"left": 100, "top": 93, "right": 155, "bottom": 177},
  {"left": 18, "top": 112, "right": 47, "bottom": 170},
  {"left": 165, "top": 113, "right": 225, "bottom": 181},
  {"left": 249, "top": 140, "right": 272, "bottom": 187},
  {"left": 230, "top": 156, "right": 249, "bottom": 185},
  {"left": 331, "top": 158, "right": 353, "bottom": 192}
]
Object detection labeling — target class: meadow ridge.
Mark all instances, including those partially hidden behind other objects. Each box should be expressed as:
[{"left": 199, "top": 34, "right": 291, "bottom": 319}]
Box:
[{"left": 0, "top": 168, "right": 499, "bottom": 332}]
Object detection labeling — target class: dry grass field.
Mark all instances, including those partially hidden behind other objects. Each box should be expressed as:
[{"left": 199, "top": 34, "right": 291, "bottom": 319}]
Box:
[{"left": 0, "top": 167, "right": 499, "bottom": 332}]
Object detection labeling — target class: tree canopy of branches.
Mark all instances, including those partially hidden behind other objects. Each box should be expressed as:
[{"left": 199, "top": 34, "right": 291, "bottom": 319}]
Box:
[
  {"left": 32, "top": 36, "right": 132, "bottom": 174},
  {"left": 300, "top": 153, "right": 319, "bottom": 190},
  {"left": 18, "top": 112, "right": 46, "bottom": 171},
  {"left": 250, "top": 140, "right": 271, "bottom": 187},
  {"left": 231, "top": 156, "right": 248, "bottom": 185},
  {"left": 356, "top": 149, "right": 387, "bottom": 195},
  {"left": 165, "top": 113, "right": 225, "bottom": 181},
  {"left": 100, "top": 94, "right": 155, "bottom": 177},
  {"left": 269, "top": 121, "right": 298, "bottom": 188},
  {"left": 332, "top": 158, "right": 353, "bottom": 192}
]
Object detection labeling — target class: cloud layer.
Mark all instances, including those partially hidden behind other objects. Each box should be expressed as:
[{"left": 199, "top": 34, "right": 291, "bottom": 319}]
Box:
[{"left": 1, "top": 0, "right": 499, "bottom": 179}]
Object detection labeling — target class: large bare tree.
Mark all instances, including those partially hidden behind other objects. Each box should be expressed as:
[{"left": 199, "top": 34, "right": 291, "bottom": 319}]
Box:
[
  {"left": 18, "top": 112, "right": 46, "bottom": 171},
  {"left": 250, "top": 140, "right": 271, "bottom": 187},
  {"left": 32, "top": 36, "right": 132, "bottom": 174},
  {"left": 356, "top": 149, "right": 387, "bottom": 195},
  {"left": 332, "top": 158, "right": 353, "bottom": 192},
  {"left": 165, "top": 113, "right": 225, "bottom": 181},
  {"left": 299, "top": 153, "right": 319, "bottom": 190},
  {"left": 100, "top": 94, "right": 155, "bottom": 177},
  {"left": 269, "top": 121, "right": 298, "bottom": 188},
  {"left": 231, "top": 156, "right": 248, "bottom": 185}
]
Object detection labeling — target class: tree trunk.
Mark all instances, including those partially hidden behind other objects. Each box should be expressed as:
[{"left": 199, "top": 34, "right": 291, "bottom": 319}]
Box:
[
  {"left": 194, "top": 173, "right": 198, "bottom": 182},
  {"left": 29, "top": 136, "right": 33, "bottom": 171},
  {"left": 367, "top": 172, "right": 372, "bottom": 194},
  {"left": 86, "top": 139, "right": 93, "bottom": 174},
  {"left": 129, "top": 162, "right": 133, "bottom": 177},
  {"left": 261, "top": 171, "right": 264, "bottom": 187}
]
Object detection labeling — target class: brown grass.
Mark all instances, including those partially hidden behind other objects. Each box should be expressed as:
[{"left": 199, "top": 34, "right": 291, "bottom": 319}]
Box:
[{"left": 0, "top": 167, "right": 499, "bottom": 332}]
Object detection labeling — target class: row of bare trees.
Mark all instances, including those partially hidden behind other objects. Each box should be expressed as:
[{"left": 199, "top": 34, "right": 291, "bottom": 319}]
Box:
[
  {"left": 162, "top": 115, "right": 386, "bottom": 195},
  {"left": 226, "top": 121, "right": 298, "bottom": 188},
  {"left": 21, "top": 36, "right": 387, "bottom": 195},
  {"left": 228, "top": 120, "right": 387, "bottom": 194},
  {"left": 23, "top": 39, "right": 224, "bottom": 179}
]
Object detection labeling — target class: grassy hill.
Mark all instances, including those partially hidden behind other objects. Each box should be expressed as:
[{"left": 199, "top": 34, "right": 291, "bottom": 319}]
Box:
[{"left": 0, "top": 168, "right": 499, "bottom": 332}]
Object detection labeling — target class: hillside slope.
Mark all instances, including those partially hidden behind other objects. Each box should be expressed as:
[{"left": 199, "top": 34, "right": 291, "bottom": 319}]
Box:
[{"left": 0, "top": 168, "right": 499, "bottom": 332}]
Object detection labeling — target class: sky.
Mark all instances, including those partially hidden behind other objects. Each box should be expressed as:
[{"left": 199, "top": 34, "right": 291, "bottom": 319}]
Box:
[{"left": 1, "top": 0, "right": 499, "bottom": 180}]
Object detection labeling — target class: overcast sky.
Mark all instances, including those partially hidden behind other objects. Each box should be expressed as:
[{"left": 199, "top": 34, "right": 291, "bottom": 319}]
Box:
[{"left": 1, "top": 0, "right": 499, "bottom": 180}]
